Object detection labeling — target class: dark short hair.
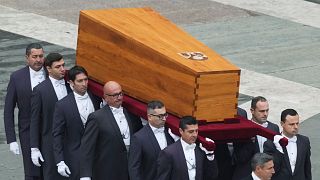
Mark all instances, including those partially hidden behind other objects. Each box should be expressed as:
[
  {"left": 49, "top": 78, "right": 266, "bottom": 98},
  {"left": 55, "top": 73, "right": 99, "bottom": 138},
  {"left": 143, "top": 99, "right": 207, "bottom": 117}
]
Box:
[
  {"left": 179, "top": 116, "right": 197, "bottom": 131},
  {"left": 68, "top": 65, "right": 88, "bottom": 82},
  {"left": 251, "top": 153, "right": 273, "bottom": 171},
  {"left": 147, "top": 100, "right": 164, "bottom": 114},
  {"left": 251, "top": 96, "right": 267, "bottom": 109},
  {"left": 281, "top": 109, "right": 298, "bottom": 123},
  {"left": 45, "top": 53, "right": 63, "bottom": 67},
  {"left": 26, "top": 43, "right": 43, "bottom": 56}
]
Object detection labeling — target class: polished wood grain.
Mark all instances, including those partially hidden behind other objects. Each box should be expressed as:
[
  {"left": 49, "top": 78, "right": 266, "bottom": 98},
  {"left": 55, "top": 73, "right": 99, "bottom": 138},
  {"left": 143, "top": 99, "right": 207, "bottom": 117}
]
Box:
[{"left": 76, "top": 7, "right": 240, "bottom": 122}]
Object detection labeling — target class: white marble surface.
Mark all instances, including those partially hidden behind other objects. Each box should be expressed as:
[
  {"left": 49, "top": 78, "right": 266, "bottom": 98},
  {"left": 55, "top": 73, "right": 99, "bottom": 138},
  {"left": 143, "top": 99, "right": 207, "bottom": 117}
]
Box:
[
  {"left": 212, "top": 0, "right": 320, "bottom": 28},
  {"left": 239, "top": 69, "right": 320, "bottom": 126},
  {"left": 0, "top": 5, "right": 78, "bottom": 49}
]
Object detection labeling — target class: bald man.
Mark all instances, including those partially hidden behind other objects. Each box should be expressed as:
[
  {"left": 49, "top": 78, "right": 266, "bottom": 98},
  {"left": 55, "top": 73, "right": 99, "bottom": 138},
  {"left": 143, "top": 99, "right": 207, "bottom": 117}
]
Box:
[{"left": 79, "top": 81, "right": 143, "bottom": 180}]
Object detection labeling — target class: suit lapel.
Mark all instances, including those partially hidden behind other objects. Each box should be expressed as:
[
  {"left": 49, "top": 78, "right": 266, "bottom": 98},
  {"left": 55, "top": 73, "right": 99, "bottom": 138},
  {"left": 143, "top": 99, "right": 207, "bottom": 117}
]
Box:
[
  {"left": 46, "top": 79, "right": 71, "bottom": 101},
  {"left": 164, "top": 128, "right": 174, "bottom": 145},
  {"left": 195, "top": 147, "right": 202, "bottom": 180},
  {"left": 176, "top": 140, "right": 189, "bottom": 179},
  {"left": 123, "top": 108, "right": 134, "bottom": 135},
  {"left": 45, "top": 79, "right": 59, "bottom": 101},
  {"left": 283, "top": 147, "right": 293, "bottom": 174},
  {"left": 254, "top": 138, "right": 260, "bottom": 152},
  {"left": 145, "top": 124, "right": 161, "bottom": 153},
  {"left": 24, "top": 66, "right": 32, "bottom": 93},
  {"left": 293, "top": 135, "right": 302, "bottom": 175},
  {"left": 69, "top": 93, "right": 85, "bottom": 131},
  {"left": 88, "top": 91, "right": 100, "bottom": 110},
  {"left": 105, "top": 106, "right": 125, "bottom": 144},
  {"left": 65, "top": 81, "right": 72, "bottom": 94}
]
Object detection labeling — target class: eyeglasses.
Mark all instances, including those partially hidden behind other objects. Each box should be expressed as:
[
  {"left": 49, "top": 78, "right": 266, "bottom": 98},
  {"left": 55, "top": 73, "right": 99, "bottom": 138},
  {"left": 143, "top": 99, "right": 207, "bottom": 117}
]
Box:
[
  {"left": 149, "top": 113, "right": 168, "bottom": 120},
  {"left": 105, "top": 91, "right": 123, "bottom": 98}
]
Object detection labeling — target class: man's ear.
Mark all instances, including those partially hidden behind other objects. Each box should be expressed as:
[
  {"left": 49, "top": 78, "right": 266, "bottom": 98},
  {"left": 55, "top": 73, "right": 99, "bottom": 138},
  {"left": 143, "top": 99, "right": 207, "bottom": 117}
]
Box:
[
  {"left": 250, "top": 108, "right": 254, "bottom": 114},
  {"left": 69, "top": 80, "right": 74, "bottom": 87},
  {"left": 46, "top": 66, "right": 51, "bottom": 72},
  {"left": 255, "top": 165, "right": 262, "bottom": 173},
  {"left": 179, "top": 128, "right": 183, "bottom": 135},
  {"left": 280, "top": 121, "right": 284, "bottom": 127}
]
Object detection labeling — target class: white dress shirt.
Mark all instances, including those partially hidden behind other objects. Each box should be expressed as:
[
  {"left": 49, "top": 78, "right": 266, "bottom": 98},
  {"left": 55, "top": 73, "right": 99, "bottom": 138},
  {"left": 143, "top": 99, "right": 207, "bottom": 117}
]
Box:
[
  {"left": 74, "top": 92, "right": 95, "bottom": 127},
  {"left": 227, "top": 142, "right": 234, "bottom": 156},
  {"left": 49, "top": 76, "right": 68, "bottom": 100},
  {"left": 181, "top": 139, "right": 196, "bottom": 180},
  {"left": 29, "top": 67, "right": 45, "bottom": 90},
  {"left": 254, "top": 121, "right": 268, "bottom": 152},
  {"left": 110, "top": 106, "right": 130, "bottom": 146},
  {"left": 150, "top": 125, "right": 167, "bottom": 150},
  {"left": 283, "top": 134, "right": 297, "bottom": 173},
  {"left": 251, "top": 172, "right": 261, "bottom": 180}
]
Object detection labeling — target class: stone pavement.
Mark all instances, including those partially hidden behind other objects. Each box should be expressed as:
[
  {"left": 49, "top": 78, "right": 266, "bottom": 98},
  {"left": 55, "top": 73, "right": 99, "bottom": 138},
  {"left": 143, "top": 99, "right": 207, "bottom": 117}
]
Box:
[{"left": 0, "top": 0, "right": 319, "bottom": 179}]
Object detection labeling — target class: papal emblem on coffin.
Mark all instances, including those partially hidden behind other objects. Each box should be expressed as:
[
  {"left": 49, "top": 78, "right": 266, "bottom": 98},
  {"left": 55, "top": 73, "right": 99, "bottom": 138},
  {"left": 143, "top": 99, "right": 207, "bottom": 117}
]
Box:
[{"left": 76, "top": 7, "right": 240, "bottom": 122}]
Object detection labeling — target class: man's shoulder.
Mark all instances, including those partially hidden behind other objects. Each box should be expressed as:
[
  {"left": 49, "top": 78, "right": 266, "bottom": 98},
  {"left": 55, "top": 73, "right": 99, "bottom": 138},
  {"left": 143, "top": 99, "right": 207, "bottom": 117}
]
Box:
[
  {"left": 134, "top": 125, "right": 148, "bottom": 136},
  {"left": 86, "top": 108, "right": 105, "bottom": 125},
  {"left": 34, "top": 78, "right": 51, "bottom": 90},
  {"left": 124, "top": 108, "right": 139, "bottom": 118},
  {"left": 164, "top": 140, "right": 181, "bottom": 153},
  {"left": 11, "top": 66, "right": 28, "bottom": 78},
  {"left": 130, "top": 128, "right": 148, "bottom": 147},
  {"left": 297, "top": 134, "right": 310, "bottom": 143},
  {"left": 240, "top": 175, "right": 254, "bottom": 180},
  {"left": 90, "top": 106, "right": 107, "bottom": 117},
  {"left": 56, "top": 93, "right": 74, "bottom": 106},
  {"left": 267, "top": 121, "right": 277, "bottom": 126},
  {"left": 267, "top": 121, "right": 280, "bottom": 132}
]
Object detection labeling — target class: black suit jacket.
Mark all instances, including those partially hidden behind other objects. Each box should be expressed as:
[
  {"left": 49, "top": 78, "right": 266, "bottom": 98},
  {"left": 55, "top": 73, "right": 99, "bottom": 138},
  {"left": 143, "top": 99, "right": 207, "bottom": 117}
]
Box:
[
  {"left": 52, "top": 92, "right": 101, "bottom": 180},
  {"left": 30, "top": 78, "right": 72, "bottom": 180},
  {"left": 157, "top": 140, "right": 218, "bottom": 180},
  {"left": 264, "top": 134, "right": 311, "bottom": 180},
  {"left": 232, "top": 121, "right": 279, "bottom": 180},
  {"left": 240, "top": 175, "right": 254, "bottom": 180},
  {"left": 214, "top": 107, "right": 248, "bottom": 180},
  {"left": 79, "top": 105, "right": 142, "bottom": 180},
  {"left": 3, "top": 66, "right": 41, "bottom": 176},
  {"left": 128, "top": 124, "right": 174, "bottom": 180},
  {"left": 237, "top": 107, "right": 248, "bottom": 119}
]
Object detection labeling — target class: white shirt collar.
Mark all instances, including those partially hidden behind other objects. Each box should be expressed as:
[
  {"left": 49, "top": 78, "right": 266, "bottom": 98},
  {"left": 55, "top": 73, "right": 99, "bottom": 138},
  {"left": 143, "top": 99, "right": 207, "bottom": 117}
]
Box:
[
  {"left": 181, "top": 139, "right": 196, "bottom": 180},
  {"left": 150, "top": 124, "right": 165, "bottom": 134},
  {"left": 74, "top": 91, "right": 89, "bottom": 100},
  {"left": 251, "top": 172, "right": 261, "bottom": 180},
  {"left": 49, "top": 76, "right": 65, "bottom": 86},
  {"left": 29, "top": 67, "right": 45, "bottom": 90},
  {"left": 181, "top": 139, "right": 196, "bottom": 151},
  {"left": 282, "top": 134, "right": 297, "bottom": 143},
  {"left": 29, "top": 67, "right": 45, "bottom": 76},
  {"left": 252, "top": 120, "right": 268, "bottom": 128},
  {"left": 110, "top": 106, "right": 123, "bottom": 114}
]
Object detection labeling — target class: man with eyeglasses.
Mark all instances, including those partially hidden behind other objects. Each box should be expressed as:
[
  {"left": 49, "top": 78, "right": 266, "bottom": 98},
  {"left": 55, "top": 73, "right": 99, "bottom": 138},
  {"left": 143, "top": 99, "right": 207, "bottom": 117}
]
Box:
[
  {"left": 128, "top": 100, "right": 175, "bottom": 180},
  {"left": 157, "top": 116, "right": 218, "bottom": 180},
  {"left": 79, "top": 81, "right": 142, "bottom": 180}
]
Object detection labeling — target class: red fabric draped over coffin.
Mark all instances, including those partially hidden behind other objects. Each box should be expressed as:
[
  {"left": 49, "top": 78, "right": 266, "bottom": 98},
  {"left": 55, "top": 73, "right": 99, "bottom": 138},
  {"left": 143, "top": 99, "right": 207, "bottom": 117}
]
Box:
[{"left": 88, "top": 79, "right": 287, "bottom": 151}]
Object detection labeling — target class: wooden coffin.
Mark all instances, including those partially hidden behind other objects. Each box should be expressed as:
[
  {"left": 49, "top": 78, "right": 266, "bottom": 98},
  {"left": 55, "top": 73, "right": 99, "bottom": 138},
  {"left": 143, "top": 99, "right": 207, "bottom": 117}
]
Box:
[{"left": 76, "top": 7, "right": 240, "bottom": 122}]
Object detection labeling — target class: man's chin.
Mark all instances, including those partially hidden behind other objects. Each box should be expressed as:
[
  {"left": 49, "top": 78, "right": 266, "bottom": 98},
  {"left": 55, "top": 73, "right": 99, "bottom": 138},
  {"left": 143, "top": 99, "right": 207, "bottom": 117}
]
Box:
[{"left": 260, "top": 119, "right": 267, "bottom": 123}]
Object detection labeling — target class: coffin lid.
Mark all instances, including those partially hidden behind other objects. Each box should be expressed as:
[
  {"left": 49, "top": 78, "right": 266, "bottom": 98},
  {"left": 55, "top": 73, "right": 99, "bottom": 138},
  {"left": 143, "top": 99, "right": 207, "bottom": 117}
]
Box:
[{"left": 80, "top": 8, "right": 240, "bottom": 75}]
